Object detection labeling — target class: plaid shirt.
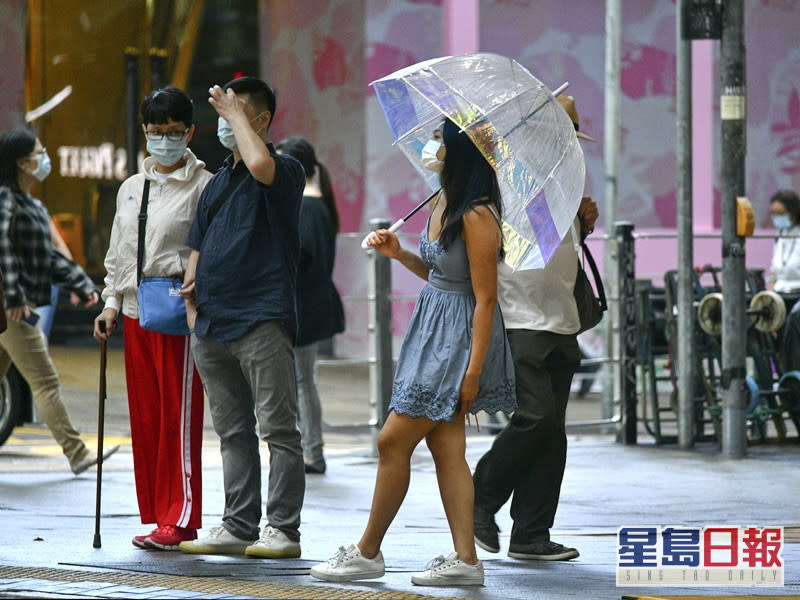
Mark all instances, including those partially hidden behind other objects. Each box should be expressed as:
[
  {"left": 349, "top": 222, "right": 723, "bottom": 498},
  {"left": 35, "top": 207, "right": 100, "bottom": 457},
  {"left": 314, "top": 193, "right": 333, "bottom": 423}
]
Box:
[{"left": 0, "top": 186, "right": 95, "bottom": 308}]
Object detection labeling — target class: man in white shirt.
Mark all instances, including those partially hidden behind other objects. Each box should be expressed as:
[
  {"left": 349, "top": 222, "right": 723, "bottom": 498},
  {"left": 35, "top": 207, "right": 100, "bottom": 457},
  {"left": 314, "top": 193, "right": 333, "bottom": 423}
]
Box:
[{"left": 472, "top": 95, "right": 599, "bottom": 561}]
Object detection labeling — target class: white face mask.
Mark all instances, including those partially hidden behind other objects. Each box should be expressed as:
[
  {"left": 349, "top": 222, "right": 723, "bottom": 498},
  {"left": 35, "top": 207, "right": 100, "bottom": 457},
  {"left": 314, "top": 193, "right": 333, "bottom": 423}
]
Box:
[
  {"left": 217, "top": 112, "right": 268, "bottom": 152},
  {"left": 773, "top": 214, "right": 792, "bottom": 231},
  {"left": 146, "top": 137, "right": 188, "bottom": 167},
  {"left": 421, "top": 139, "right": 444, "bottom": 174},
  {"left": 30, "top": 151, "right": 52, "bottom": 182},
  {"left": 217, "top": 117, "right": 238, "bottom": 151}
]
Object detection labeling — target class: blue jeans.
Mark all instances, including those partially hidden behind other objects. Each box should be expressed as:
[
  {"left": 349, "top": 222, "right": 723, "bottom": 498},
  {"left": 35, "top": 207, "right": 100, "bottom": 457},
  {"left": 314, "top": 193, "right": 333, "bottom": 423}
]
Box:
[{"left": 191, "top": 320, "right": 305, "bottom": 541}]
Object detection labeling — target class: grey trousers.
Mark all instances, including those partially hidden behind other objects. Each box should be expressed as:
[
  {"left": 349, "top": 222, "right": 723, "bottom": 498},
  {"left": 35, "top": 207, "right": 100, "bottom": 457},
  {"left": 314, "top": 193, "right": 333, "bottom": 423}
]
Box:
[
  {"left": 191, "top": 321, "right": 305, "bottom": 542},
  {"left": 293, "top": 342, "right": 324, "bottom": 463}
]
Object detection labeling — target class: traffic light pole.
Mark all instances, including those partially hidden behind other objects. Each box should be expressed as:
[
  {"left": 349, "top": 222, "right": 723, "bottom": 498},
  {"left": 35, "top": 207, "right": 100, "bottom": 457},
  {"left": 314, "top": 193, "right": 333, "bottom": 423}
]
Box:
[{"left": 720, "top": 0, "right": 747, "bottom": 457}]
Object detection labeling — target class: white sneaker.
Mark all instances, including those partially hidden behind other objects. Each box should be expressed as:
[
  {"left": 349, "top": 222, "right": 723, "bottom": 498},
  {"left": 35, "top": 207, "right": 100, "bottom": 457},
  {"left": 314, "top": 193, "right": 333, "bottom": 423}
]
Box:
[
  {"left": 411, "top": 552, "right": 484, "bottom": 586},
  {"left": 177, "top": 525, "right": 256, "bottom": 555},
  {"left": 310, "top": 543, "right": 385, "bottom": 582},
  {"left": 245, "top": 525, "right": 301, "bottom": 558}
]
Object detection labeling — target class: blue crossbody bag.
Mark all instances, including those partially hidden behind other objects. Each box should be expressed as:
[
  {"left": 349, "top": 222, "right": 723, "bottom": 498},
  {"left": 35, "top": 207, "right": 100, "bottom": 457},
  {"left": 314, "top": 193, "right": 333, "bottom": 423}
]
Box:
[{"left": 136, "top": 179, "right": 190, "bottom": 336}]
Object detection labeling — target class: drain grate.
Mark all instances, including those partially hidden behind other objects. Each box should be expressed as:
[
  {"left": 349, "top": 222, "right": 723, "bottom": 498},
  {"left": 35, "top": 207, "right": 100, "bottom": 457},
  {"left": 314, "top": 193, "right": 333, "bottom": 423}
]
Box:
[{"left": 0, "top": 565, "right": 469, "bottom": 599}]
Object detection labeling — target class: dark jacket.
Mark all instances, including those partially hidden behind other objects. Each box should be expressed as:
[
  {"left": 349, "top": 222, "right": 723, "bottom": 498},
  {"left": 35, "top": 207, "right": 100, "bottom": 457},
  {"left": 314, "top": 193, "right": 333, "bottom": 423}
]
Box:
[{"left": 295, "top": 195, "right": 344, "bottom": 347}]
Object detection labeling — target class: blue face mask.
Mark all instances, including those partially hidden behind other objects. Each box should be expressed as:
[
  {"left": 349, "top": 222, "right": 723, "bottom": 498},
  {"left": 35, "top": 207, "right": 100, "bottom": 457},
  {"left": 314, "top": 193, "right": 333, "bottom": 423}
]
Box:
[
  {"left": 217, "top": 117, "right": 238, "bottom": 151},
  {"left": 31, "top": 151, "right": 52, "bottom": 181},
  {"left": 145, "top": 137, "right": 188, "bottom": 167},
  {"left": 773, "top": 214, "right": 792, "bottom": 231}
]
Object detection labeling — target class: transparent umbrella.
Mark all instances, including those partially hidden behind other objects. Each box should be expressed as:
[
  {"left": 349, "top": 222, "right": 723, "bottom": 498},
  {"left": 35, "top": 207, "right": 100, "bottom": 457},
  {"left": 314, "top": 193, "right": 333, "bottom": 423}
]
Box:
[{"left": 369, "top": 52, "right": 585, "bottom": 271}]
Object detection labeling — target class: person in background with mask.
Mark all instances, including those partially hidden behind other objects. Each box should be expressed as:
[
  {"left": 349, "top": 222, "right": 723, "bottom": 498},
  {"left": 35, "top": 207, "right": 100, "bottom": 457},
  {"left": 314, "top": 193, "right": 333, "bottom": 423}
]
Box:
[
  {"left": 0, "top": 127, "right": 115, "bottom": 475},
  {"left": 275, "top": 136, "right": 345, "bottom": 475},
  {"left": 768, "top": 190, "right": 800, "bottom": 293},
  {"left": 178, "top": 76, "right": 306, "bottom": 559},
  {"left": 93, "top": 86, "right": 211, "bottom": 550},
  {"left": 768, "top": 190, "right": 800, "bottom": 371}
]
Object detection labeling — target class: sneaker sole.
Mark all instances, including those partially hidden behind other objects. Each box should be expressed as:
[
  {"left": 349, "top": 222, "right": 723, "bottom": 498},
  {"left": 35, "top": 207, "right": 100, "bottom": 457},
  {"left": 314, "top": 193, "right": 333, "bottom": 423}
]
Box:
[
  {"left": 244, "top": 545, "right": 301, "bottom": 559},
  {"left": 145, "top": 539, "right": 189, "bottom": 551},
  {"left": 309, "top": 567, "right": 384, "bottom": 582},
  {"left": 507, "top": 549, "right": 579, "bottom": 561},
  {"left": 474, "top": 535, "right": 499, "bottom": 554},
  {"left": 178, "top": 543, "right": 250, "bottom": 555},
  {"left": 131, "top": 537, "right": 150, "bottom": 549},
  {"left": 411, "top": 575, "right": 485, "bottom": 586}
]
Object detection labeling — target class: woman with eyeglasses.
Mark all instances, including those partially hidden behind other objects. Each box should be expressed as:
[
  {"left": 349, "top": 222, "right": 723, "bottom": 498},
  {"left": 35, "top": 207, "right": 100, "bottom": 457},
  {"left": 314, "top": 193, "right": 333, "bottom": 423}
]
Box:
[
  {"left": 93, "top": 86, "right": 212, "bottom": 551},
  {"left": 0, "top": 127, "right": 114, "bottom": 475}
]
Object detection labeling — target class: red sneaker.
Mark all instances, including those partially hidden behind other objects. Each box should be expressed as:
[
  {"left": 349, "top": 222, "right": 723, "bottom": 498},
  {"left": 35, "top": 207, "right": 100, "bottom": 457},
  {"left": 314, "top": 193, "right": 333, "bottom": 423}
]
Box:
[
  {"left": 145, "top": 525, "right": 198, "bottom": 550},
  {"left": 132, "top": 527, "right": 159, "bottom": 549}
]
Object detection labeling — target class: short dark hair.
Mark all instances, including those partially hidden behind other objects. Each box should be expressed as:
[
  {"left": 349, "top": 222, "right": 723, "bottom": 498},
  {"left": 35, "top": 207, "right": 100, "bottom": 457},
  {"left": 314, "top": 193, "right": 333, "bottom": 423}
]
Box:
[
  {"left": 141, "top": 86, "right": 194, "bottom": 126},
  {"left": 770, "top": 189, "right": 800, "bottom": 224},
  {"left": 0, "top": 127, "right": 38, "bottom": 191},
  {"left": 223, "top": 76, "right": 276, "bottom": 129}
]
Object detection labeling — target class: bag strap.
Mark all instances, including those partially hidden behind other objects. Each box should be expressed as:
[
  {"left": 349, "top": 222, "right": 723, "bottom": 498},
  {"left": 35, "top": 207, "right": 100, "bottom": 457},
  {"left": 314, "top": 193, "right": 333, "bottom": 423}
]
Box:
[
  {"left": 580, "top": 241, "right": 608, "bottom": 312},
  {"left": 137, "top": 179, "right": 151, "bottom": 285}
]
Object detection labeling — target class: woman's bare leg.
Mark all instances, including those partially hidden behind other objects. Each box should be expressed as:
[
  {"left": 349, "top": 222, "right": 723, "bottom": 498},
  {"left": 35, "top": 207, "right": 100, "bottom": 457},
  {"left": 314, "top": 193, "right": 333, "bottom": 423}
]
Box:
[
  {"left": 426, "top": 418, "right": 478, "bottom": 564},
  {"left": 357, "top": 412, "right": 435, "bottom": 558}
]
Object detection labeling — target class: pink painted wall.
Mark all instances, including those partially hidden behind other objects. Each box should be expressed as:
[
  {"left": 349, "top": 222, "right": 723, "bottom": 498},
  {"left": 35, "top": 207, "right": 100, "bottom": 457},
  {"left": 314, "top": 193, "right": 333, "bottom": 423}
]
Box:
[{"left": 260, "top": 0, "right": 799, "bottom": 356}]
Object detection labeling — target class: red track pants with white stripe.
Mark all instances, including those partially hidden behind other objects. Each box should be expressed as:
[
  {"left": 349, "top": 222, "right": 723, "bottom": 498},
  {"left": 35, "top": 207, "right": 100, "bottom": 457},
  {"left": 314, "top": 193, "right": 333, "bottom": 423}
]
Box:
[{"left": 123, "top": 316, "right": 203, "bottom": 529}]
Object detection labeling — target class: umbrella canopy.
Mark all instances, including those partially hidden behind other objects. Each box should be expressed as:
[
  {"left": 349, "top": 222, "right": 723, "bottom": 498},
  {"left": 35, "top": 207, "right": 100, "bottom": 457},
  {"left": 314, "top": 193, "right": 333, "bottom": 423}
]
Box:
[{"left": 371, "top": 53, "right": 585, "bottom": 271}]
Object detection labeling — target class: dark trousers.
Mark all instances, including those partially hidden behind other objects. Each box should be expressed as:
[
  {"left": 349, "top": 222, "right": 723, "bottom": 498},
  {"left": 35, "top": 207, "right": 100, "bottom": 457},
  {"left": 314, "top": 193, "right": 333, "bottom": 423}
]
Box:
[
  {"left": 780, "top": 301, "right": 800, "bottom": 374},
  {"left": 473, "top": 329, "right": 580, "bottom": 543}
]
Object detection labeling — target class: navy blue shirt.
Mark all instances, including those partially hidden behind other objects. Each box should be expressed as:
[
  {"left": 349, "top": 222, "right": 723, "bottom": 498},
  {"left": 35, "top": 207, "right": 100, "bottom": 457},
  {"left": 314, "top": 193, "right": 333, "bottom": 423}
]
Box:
[{"left": 187, "top": 144, "right": 305, "bottom": 343}]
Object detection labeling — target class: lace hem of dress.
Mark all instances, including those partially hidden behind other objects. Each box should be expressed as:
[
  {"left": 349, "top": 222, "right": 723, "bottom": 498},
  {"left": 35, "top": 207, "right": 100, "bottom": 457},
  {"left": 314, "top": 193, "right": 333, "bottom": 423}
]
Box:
[{"left": 390, "top": 378, "right": 516, "bottom": 423}]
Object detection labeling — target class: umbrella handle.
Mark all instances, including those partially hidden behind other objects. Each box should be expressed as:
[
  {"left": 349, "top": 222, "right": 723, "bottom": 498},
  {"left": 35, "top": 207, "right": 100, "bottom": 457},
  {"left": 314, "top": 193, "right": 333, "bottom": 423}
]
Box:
[{"left": 360, "top": 219, "right": 405, "bottom": 250}]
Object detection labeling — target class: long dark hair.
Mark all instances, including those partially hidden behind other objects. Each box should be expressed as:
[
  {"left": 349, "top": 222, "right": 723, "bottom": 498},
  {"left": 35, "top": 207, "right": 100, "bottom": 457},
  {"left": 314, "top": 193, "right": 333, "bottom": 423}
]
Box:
[
  {"left": 0, "top": 128, "right": 37, "bottom": 192},
  {"left": 276, "top": 136, "right": 340, "bottom": 232},
  {"left": 438, "top": 118, "right": 502, "bottom": 252}
]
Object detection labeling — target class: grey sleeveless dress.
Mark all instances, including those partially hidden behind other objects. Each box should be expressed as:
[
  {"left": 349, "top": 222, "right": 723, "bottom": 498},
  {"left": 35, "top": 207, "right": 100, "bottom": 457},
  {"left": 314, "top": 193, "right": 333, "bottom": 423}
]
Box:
[{"left": 389, "top": 217, "right": 516, "bottom": 422}]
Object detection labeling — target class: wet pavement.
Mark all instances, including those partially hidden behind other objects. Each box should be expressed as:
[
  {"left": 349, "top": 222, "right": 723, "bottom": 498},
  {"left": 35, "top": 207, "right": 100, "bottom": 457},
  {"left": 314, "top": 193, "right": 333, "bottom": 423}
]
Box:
[{"left": 0, "top": 341, "right": 798, "bottom": 599}]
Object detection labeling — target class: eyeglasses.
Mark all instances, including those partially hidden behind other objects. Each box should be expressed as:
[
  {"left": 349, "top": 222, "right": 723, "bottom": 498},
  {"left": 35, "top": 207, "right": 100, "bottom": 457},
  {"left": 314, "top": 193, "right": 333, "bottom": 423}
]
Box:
[
  {"left": 28, "top": 147, "right": 47, "bottom": 157},
  {"left": 144, "top": 129, "right": 189, "bottom": 141}
]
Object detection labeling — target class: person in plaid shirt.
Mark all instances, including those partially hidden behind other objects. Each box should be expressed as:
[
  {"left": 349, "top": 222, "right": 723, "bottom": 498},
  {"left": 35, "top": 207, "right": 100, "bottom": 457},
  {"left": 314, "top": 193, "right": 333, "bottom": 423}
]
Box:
[{"left": 0, "top": 127, "right": 118, "bottom": 474}]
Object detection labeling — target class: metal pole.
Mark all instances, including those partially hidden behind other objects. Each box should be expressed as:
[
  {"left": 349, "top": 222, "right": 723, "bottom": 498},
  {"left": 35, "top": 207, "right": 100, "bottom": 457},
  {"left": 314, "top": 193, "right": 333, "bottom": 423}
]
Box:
[
  {"left": 368, "top": 218, "right": 393, "bottom": 457},
  {"left": 149, "top": 47, "right": 168, "bottom": 91},
  {"left": 720, "top": 0, "right": 747, "bottom": 457},
  {"left": 603, "top": 0, "right": 622, "bottom": 421},
  {"left": 616, "top": 222, "right": 637, "bottom": 444},
  {"left": 124, "top": 48, "right": 140, "bottom": 178},
  {"left": 676, "top": 0, "right": 696, "bottom": 448}
]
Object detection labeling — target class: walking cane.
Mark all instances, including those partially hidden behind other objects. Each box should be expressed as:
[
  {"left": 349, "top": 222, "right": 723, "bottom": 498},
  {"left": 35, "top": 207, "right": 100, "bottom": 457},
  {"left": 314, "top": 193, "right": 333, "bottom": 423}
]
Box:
[{"left": 93, "top": 320, "right": 107, "bottom": 548}]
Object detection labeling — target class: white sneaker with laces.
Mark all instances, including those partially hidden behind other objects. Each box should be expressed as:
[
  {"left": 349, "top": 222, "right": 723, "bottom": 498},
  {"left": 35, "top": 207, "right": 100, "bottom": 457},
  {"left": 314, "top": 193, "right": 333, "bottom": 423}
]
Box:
[
  {"left": 310, "top": 543, "right": 385, "bottom": 582},
  {"left": 245, "top": 525, "right": 301, "bottom": 558},
  {"left": 411, "top": 552, "right": 484, "bottom": 586},
  {"left": 177, "top": 525, "right": 256, "bottom": 555}
]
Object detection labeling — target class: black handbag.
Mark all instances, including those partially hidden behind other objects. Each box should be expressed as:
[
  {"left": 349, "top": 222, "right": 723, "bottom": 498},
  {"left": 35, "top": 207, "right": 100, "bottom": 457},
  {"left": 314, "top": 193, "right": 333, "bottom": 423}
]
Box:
[{"left": 574, "top": 241, "right": 607, "bottom": 334}]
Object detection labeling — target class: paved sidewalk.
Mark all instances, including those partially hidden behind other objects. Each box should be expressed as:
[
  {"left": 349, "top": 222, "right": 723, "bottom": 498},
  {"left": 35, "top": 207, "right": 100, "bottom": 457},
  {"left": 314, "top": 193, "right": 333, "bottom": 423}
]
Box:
[{"left": 0, "top": 342, "right": 798, "bottom": 599}]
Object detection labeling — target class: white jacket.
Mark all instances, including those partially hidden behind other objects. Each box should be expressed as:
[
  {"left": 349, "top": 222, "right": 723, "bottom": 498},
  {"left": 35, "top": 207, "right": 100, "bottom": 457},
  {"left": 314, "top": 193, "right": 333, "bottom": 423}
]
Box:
[
  {"left": 101, "top": 149, "right": 213, "bottom": 319},
  {"left": 770, "top": 224, "right": 800, "bottom": 293}
]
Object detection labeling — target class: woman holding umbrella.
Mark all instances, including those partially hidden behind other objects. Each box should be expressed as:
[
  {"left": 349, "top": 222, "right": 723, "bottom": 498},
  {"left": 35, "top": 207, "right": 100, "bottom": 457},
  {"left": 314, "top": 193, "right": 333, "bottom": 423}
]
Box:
[{"left": 311, "top": 118, "right": 516, "bottom": 587}]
